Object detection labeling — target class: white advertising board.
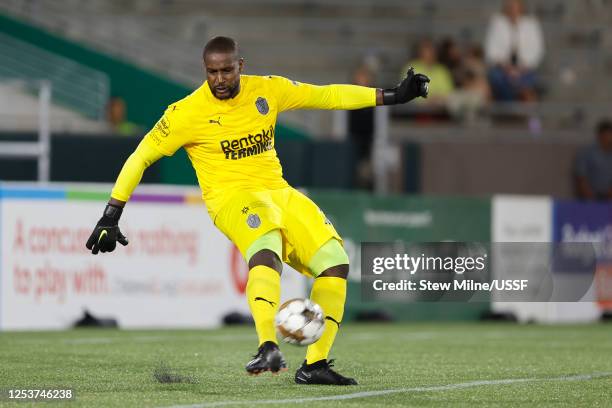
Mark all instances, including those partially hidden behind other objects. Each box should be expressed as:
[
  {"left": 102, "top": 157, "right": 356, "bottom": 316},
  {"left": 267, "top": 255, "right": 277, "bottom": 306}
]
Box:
[
  {"left": 492, "top": 195, "right": 600, "bottom": 323},
  {"left": 0, "top": 184, "right": 306, "bottom": 330}
]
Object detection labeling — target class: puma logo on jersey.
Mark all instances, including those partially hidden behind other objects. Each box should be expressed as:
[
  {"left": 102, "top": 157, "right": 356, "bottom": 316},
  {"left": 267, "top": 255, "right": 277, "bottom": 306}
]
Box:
[{"left": 209, "top": 117, "right": 222, "bottom": 126}]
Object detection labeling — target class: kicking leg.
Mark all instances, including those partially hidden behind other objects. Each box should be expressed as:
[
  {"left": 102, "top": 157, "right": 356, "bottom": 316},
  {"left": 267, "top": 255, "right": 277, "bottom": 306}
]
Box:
[
  {"left": 295, "top": 239, "right": 357, "bottom": 385},
  {"left": 244, "top": 230, "right": 287, "bottom": 375}
]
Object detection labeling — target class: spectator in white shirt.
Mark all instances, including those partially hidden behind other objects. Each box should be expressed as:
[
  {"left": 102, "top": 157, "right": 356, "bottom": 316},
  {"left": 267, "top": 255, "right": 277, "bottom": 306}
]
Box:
[{"left": 485, "top": 0, "right": 544, "bottom": 101}]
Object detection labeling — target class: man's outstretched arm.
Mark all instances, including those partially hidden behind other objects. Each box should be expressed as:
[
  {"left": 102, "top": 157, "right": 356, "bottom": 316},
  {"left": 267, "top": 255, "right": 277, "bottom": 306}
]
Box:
[
  {"left": 85, "top": 140, "right": 163, "bottom": 254},
  {"left": 274, "top": 68, "right": 429, "bottom": 111}
]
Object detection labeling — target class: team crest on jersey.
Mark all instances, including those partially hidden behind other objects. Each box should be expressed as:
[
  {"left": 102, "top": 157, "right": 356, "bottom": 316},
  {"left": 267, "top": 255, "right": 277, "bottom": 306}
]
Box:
[
  {"left": 247, "top": 214, "right": 261, "bottom": 229},
  {"left": 255, "top": 97, "right": 269, "bottom": 115}
]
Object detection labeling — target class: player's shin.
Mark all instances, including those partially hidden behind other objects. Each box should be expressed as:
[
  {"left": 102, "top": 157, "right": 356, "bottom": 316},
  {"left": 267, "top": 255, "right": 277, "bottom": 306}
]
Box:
[
  {"left": 305, "top": 276, "right": 347, "bottom": 364},
  {"left": 246, "top": 265, "right": 281, "bottom": 346}
]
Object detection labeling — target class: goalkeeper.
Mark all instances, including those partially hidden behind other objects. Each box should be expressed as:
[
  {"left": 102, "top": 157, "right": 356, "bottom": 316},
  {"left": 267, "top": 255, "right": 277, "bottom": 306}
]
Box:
[{"left": 86, "top": 36, "right": 429, "bottom": 385}]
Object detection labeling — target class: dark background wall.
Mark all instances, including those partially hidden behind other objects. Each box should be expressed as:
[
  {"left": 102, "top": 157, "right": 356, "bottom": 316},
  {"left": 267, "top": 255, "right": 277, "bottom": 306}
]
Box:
[
  {"left": 420, "top": 139, "right": 583, "bottom": 198},
  {"left": 1, "top": 132, "right": 586, "bottom": 198}
]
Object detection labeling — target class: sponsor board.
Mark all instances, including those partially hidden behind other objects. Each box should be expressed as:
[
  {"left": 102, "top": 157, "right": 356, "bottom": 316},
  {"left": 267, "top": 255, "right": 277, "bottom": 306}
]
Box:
[
  {"left": 492, "top": 196, "right": 605, "bottom": 322},
  {"left": 0, "top": 184, "right": 305, "bottom": 330},
  {"left": 491, "top": 196, "right": 553, "bottom": 322},
  {"left": 554, "top": 201, "right": 612, "bottom": 312},
  {"left": 309, "top": 192, "right": 491, "bottom": 321}
]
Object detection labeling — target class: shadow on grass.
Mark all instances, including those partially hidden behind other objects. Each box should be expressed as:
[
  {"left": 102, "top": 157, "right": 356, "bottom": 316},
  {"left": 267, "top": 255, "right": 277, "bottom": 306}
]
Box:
[{"left": 153, "top": 361, "right": 198, "bottom": 384}]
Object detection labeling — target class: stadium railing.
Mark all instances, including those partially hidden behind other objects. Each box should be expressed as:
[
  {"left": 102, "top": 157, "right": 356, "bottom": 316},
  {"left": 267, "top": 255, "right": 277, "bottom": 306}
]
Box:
[
  {"left": 0, "top": 80, "right": 51, "bottom": 181},
  {"left": 0, "top": 32, "right": 110, "bottom": 121}
]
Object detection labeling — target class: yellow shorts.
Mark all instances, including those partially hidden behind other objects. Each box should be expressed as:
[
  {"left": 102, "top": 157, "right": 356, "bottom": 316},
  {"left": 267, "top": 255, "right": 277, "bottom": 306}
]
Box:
[{"left": 214, "top": 187, "right": 341, "bottom": 276}]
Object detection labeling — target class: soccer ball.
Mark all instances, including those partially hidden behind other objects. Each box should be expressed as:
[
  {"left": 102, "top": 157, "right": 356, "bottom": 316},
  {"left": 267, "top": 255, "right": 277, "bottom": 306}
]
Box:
[{"left": 275, "top": 298, "right": 325, "bottom": 346}]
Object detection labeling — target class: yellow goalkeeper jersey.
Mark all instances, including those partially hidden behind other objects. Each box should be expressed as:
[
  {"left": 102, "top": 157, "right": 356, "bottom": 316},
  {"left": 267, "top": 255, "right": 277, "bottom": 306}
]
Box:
[{"left": 139, "top": 75, "right": 376, "bottom": 216}]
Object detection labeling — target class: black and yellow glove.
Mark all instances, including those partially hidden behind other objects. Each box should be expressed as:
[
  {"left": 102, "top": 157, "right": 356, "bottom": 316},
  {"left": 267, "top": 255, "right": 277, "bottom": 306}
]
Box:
[
  {"left": 85, "top": 204, "right": 129, "bottom": 254},
  {"left": 382, "top": 67, "right": 430, "bottom": 105}
]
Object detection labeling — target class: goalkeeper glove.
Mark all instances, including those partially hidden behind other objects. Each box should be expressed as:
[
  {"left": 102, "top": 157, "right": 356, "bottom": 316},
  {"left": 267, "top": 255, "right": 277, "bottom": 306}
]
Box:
[
  {"left": 382, "top": 67, "right": 430, "bottom": 105},
  {"left": 85, "top": 204, "right": 129, "bottom": 255}
]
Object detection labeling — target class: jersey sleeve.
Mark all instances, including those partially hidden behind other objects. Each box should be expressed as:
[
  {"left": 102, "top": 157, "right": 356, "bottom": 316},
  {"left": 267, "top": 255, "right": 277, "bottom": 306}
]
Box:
[
  {"left": 110, "top": 139, "right": 164, "bottom": 202},
  {"left": 268, "top": 76, "right": 376, "bottom": 112},
  {"left": 142, "top": 105, "right": 191, "bottom": 156}
]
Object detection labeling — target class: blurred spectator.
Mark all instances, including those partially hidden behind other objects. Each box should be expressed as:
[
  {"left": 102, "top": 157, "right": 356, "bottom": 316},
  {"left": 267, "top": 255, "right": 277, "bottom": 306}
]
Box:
[
  {"left": 438, "top": 37, "right": 463, "bottom": 87},
  {"left": 348, "top": 64, "right": 376, "bottom": 190},
  {"left": 484, "top": 0, "right": 544, "bottom": 101},
  {"left": 574, "top": 120, "right": 612, "bottom": 201},
  {"left": 401, "top": 38, "right": 455, "bottom": 109},
  {"left": 447, "top": 45, "right": 492, "bottom": 122},
  {"left": 106, "top": 96, "right": 141, "bottom": 136}
]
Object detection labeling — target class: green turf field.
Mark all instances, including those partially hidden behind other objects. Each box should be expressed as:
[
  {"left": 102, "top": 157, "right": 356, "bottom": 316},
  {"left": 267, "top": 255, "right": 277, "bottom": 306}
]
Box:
[{"left": 0, "top": 323, "right": 610, "bottom": 407}]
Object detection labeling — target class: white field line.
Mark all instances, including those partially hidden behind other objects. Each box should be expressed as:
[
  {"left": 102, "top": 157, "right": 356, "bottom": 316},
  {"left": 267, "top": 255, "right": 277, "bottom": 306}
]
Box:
[{"left": 163, "top": 372, "right": 612, "bottom": 408}]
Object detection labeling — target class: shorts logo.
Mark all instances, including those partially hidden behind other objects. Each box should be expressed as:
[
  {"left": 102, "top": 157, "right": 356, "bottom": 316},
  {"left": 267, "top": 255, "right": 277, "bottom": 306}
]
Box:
[
  {"left": 247, "top": 214, "right": 261, "bottom": 229},
  {"left": 319, "top": 209, "right": 332, "bottom": 225},
  {"left": 255, "top": 97, "right": 269, "bottom": 115}
]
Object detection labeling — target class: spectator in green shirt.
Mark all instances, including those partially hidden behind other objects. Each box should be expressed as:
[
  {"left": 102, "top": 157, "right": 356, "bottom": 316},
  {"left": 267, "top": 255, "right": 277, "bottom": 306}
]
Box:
[
  {"left": 401, "top": 38, "right": 455, "bottom": 108},
  {"left": 106, "top": 96, "right": 141, "bottom": 136}
]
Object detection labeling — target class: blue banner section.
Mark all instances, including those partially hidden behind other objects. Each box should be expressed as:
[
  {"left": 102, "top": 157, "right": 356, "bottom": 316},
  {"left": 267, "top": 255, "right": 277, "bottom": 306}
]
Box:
[
  {"left": 0, "top": 188, "right": 65, "bottom": 200},
  {"left": 553, "top": 201, "right": 612, "bottom": 262}
]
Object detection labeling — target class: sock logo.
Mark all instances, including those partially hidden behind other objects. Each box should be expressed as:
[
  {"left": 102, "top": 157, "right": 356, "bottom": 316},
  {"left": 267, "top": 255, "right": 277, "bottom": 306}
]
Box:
[
  {"left": 254, "top": 297, "right": 276, "bottom": 307},
  {"left": 325, "top": 316, "right": 341, "bottom": 328},
  {"left": 220, "top": 126, "right": 274, "bottom": 160}
]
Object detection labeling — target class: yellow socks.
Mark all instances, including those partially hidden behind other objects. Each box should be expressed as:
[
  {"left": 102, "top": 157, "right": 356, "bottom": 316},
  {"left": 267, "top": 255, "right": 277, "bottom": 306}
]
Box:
[
  {"left": 305, "top": 276, "right": 347, "bottom": 364},
  {"left": 246, "top": 265, "right": 281, "bottom": 346},
  {"left": 246, "top": 265, "right": 347, "bottom": 361}
]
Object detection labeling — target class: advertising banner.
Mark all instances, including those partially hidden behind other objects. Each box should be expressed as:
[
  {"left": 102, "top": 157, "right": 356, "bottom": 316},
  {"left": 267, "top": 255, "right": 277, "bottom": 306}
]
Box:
[
  {"left": 0, "top": 184, "right": 305, "bottom": 330},
  {"left": 491, "top": 196, "right": 552, "bottom": 322},
  {"left": 554, "top": 201, "right": 612, "bottom": 312},
  {"left": 308, "top": 191, "right": 491, "bottom": 321}
]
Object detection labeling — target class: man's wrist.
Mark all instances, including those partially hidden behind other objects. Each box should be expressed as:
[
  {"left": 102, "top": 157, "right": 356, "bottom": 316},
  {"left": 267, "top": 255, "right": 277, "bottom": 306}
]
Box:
[
  {"left": 381, "top": 89, "right": 397, "bottom": 105},
  {"left": 103, "top": 204, "right": 123, "bottom": 222},
  {"left": 108, "top": 197, "right": 126, "bottom": 208}
]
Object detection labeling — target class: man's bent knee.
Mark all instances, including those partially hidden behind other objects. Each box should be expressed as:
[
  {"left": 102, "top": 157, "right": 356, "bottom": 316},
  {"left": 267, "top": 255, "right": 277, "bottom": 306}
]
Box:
[
  {"left": 309, "top": 238, "right": 349, "bottom": 278},
  {"left": 318, "top": 264, "right": 349, "bottom": 279},
  {"left": 246, "top": 229, "right": 283, "bottom": 273},
  {"left": 248, "top": 249, "right": 282, "bottom": 274}
]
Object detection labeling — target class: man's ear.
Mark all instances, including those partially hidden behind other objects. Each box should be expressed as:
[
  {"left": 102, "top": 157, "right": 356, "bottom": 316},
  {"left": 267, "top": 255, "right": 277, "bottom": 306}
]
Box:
[{"left": 238, "top": 58, "right": 245, "bottom": 73}]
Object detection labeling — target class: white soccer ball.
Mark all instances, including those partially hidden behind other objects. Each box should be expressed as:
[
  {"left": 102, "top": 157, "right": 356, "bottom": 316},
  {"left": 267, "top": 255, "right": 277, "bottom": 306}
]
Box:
[{"left": 275, "top": 298, "right": 325, "bottom": 346}]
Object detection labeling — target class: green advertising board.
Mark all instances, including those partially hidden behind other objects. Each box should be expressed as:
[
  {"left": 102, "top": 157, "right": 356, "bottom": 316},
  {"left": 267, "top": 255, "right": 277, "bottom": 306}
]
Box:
[{"left": 307, "top": 190, "right": 491, "bottom": 321}]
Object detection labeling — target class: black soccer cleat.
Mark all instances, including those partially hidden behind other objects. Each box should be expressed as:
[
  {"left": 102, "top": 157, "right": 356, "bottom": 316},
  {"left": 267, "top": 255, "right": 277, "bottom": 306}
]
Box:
[
  {"left": 245, "top": 341, "right": 287, "bottom": 375},
  {"left": 295, "top": 359, "right": 358, "bottom": 385}
]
